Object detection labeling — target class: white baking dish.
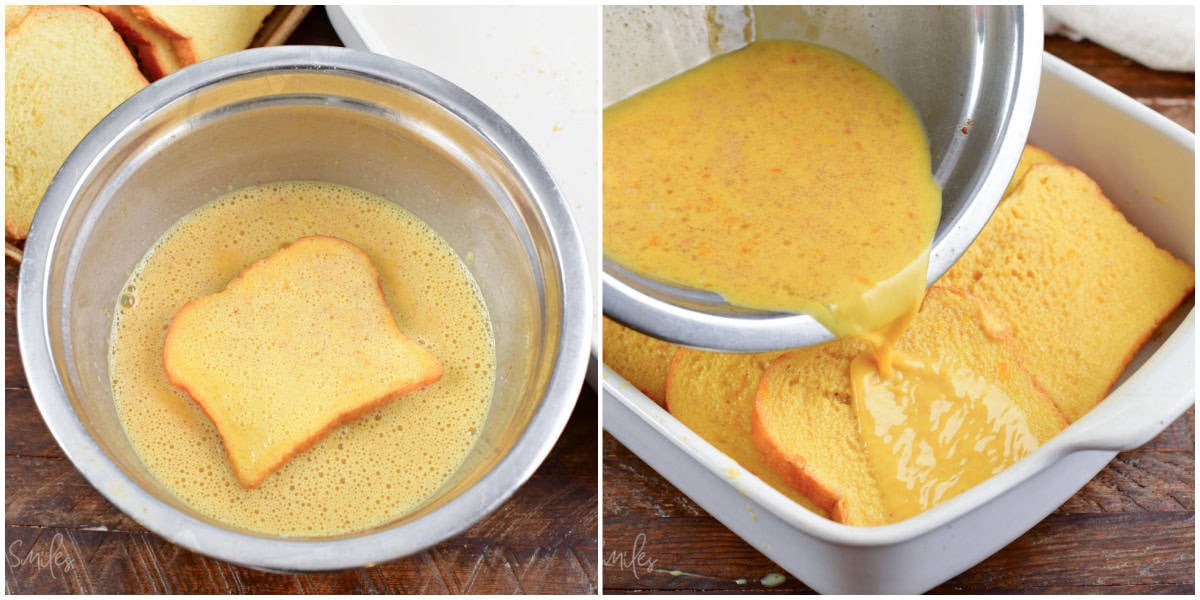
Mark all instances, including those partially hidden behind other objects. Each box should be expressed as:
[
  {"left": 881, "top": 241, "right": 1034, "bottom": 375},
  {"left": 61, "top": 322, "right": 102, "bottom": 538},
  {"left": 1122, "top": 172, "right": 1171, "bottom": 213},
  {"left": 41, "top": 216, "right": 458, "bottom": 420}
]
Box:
[{"left": 601, "top": 52, "right": 1195, "bottom": 594}]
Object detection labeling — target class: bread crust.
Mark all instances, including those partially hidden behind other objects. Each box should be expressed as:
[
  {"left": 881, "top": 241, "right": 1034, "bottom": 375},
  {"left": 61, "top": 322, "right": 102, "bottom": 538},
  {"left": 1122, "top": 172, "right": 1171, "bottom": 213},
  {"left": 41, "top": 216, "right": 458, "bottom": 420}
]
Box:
[
  {"left": 127, "top": 4, "right": 189, "bottom": 40},
  {"left": 750, "top": 390, "right": 845, "bottom": 519},
  {"left": 93, "top": 5, "right": 180, "bottom": 80}
]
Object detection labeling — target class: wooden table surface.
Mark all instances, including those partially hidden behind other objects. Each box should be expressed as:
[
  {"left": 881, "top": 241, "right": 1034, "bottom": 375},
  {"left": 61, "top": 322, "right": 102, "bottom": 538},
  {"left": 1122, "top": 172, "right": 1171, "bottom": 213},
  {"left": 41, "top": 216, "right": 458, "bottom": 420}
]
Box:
[
  {"left": 602, "top": 36, "right": 1196, "bottom": 594},
  {"left": 4, "top": 7, "right": 597, "bottom": 594}
]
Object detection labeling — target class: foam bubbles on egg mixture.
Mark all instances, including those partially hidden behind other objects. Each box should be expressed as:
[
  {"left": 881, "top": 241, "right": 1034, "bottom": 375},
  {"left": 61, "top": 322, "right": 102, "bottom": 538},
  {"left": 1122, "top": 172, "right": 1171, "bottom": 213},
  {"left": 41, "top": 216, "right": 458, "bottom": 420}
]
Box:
[{"left": 109, "top": 181, "right": 496, "bottom": 537}]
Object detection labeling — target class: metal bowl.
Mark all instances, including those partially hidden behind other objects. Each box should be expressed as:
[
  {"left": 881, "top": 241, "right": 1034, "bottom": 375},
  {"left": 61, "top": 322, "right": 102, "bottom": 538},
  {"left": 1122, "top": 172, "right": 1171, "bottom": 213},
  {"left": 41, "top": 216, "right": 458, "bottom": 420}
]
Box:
[
  {"left": 602, "top": 5, "right": 1043, "bottom": 351},
  {"left": 17, "top": 46, "right": 591, "bottom": 571}
]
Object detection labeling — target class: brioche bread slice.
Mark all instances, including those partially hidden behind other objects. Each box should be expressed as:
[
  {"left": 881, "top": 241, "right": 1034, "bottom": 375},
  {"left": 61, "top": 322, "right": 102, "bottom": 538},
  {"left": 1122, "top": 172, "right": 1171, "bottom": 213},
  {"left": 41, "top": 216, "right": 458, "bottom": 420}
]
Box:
[
  {"left": 5, "top": 6, "right": 148, "bottom": 240},
  {"left": 602, "top": 317, "right": 679, "bottom": 405},
  {"left": 666, "top": 348, "right": 828, "bottom": 516},
  {"left": 163, "top": 236, "right": 443, "bottom": 488},
  {"left": 942, "top": 163, "right": 1195, "bottom": 421},
  {"left": 93, "top": 5, "right": 183, "bottom": 80},
  {"left": 130, "top": 5, "right": 273, "bottom": 67},
  {"left": 753, "top": 287, "right": 1067, "bottom": 525}
]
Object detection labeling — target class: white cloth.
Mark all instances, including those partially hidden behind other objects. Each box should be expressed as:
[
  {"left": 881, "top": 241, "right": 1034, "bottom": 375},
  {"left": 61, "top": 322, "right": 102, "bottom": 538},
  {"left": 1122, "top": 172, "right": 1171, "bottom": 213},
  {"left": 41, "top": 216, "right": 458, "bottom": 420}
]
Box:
[{"left": 1044, "top": 6, "right": 1195, "bottom": 72}]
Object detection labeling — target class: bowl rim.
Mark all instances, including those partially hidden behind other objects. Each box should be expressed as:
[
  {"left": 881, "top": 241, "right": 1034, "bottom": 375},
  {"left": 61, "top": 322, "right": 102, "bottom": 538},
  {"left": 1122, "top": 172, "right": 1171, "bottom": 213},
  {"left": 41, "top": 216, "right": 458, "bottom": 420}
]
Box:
[
  {"left": 601, "top": 5, "right": 1045, "bottom": 352},
  {"left": 17, "top": 45, "right": 593, "bottom": 571}
]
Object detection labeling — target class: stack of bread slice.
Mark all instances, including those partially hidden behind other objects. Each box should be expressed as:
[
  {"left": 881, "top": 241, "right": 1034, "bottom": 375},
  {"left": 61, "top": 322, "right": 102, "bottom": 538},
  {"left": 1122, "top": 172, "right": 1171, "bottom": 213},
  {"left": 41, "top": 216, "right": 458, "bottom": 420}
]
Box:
[{"left": 4, "top": 5, "right": 277, "bottom": 242}]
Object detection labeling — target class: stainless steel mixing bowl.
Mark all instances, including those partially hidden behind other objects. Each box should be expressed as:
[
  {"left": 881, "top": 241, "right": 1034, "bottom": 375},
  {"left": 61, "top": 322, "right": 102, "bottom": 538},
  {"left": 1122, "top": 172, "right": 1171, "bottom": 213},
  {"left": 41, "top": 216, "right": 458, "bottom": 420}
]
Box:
[
  {"left": 17, "top": 46, "right": 591, "bottom": 571},
  {"left": 603, "top": 5, "right": 1043, "bottom": 351}
]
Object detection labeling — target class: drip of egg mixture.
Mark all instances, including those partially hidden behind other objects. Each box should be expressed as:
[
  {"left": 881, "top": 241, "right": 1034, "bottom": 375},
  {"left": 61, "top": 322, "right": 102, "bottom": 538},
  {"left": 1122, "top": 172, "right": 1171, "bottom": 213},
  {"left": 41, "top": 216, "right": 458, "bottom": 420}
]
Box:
[
  {"left": 604, "top": 39, "right": 1038, "bottom": 521},
  {"left": 109, "top": 181, "right": 495, "bottom": 537}
]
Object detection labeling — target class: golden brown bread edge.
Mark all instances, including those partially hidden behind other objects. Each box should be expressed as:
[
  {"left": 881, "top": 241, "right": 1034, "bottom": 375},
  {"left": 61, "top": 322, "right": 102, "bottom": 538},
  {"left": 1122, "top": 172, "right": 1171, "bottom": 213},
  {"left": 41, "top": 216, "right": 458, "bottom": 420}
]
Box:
[{"left": 93, "top": 5, "right": 182, "bottom": 80}]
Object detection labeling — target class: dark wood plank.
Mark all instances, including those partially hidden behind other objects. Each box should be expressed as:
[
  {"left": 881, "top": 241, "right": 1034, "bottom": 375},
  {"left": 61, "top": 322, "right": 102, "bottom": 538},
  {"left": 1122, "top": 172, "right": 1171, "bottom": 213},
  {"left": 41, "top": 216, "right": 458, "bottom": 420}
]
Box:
[
  {"left": 1057, "top": 446, "right": 1194, "bottom": 514},
  {"left": 5, "top": 455, "right": 142, "bottom": 532},
  {"left": 5, "top": 257, "right": 26, "bottom": 392},
  {"left": 603, "top": 516, "right": 816, "bottom": 594},
  {"left": 5, "top": 386, "right": 62, "bottom": 458},
  {"left": 284, "top": 5, "right": 342, "bottom": 47},
  {"left": 932, "top": 512, "right": 1196, "bottom": 594}
]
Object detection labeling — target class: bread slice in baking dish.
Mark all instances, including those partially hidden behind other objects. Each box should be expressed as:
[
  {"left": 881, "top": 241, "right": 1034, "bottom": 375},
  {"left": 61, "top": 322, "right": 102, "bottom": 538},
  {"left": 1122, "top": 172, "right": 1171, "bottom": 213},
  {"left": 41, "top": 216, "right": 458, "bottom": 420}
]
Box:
[
  {"left": 942, "top": 161, "right": 1195, "bottom": 421},
  {"left": 4, "top": 5, "right": 148, "bottom": 239},
  {"left": 754, "top": 146, "right": 1193, "bottom": 525},
  {"left": 666, "top": 347, "right": 830, "bottom": 517},
  {"left": 163, "top": 236, "right": 443, "bottom": 488}
]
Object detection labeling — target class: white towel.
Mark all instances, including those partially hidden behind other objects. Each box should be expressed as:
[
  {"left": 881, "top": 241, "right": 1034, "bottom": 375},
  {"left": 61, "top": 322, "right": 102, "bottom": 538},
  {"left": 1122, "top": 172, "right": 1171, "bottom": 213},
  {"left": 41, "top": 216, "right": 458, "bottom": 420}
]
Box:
[{"left": 1044, "top": 6, "right": 1195, "bottom": 72}]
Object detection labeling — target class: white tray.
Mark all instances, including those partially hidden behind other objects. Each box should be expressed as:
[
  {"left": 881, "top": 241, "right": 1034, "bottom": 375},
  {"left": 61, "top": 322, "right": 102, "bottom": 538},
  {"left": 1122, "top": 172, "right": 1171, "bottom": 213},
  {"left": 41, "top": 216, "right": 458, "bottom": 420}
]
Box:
[{"left": 602, "top": 52, "right": 1195, "bottom": 594}]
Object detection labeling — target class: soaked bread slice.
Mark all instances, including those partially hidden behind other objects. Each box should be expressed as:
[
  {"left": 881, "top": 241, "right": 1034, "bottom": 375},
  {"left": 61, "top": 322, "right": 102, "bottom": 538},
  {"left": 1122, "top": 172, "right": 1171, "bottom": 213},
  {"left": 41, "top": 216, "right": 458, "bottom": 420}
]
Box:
[
  {"left": 753, "top": 287, "right": 1066, "bottom": 526},
  {"left": 889, "top": 287, "right": 1069, "bottom": 444},
  {"left": 163, "top": 236, "right": 443, "bottom": 488},
  {"left": 602, "top": 317, "right": 679, "bottom": 405},
  {"left": 5, "top": 5, "right": 147, "bottom": 239},
  {"left": 666, "top": 348, "right": 829, "bottom": 517},
  {"left": 942, "top": 162, "right": 1195, "bottom": 421}
]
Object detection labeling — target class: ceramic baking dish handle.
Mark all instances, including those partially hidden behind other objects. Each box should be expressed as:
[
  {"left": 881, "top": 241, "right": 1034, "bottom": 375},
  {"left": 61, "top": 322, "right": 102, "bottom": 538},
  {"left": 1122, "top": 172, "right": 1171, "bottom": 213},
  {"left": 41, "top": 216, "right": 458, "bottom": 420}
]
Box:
[{"left": 1061, "top": 312, "right": 1195, "bottom": 452}]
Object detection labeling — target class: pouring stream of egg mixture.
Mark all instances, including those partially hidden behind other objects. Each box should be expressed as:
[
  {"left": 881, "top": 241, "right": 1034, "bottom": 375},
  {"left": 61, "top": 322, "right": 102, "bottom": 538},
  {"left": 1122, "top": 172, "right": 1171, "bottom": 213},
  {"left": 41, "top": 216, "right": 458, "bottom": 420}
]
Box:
[{"left": 604, "top": 40, "right": 1037, "bottom": 520}]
